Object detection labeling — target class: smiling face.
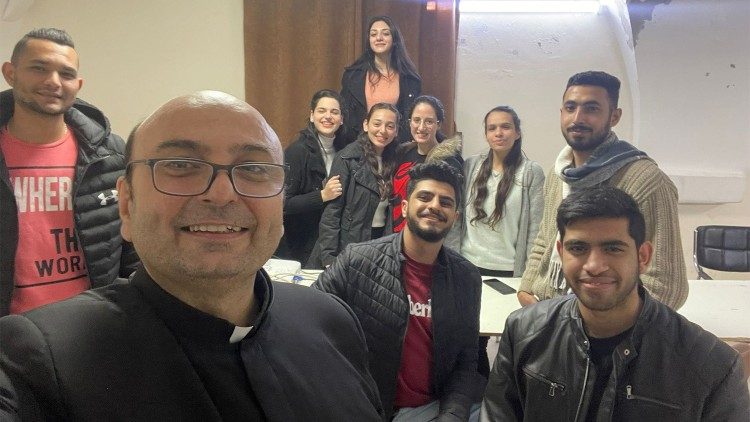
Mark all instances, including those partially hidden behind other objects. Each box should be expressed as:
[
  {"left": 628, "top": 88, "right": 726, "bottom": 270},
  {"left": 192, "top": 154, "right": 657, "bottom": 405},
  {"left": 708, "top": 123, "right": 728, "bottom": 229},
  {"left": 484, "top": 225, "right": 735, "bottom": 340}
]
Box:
[
  {"left": 560, "top": 85, "right": 621, "bottom": 152},
  {"left": 409, "top": 102, "right": 440, "bottom": 146},
  {"left": 2, "top": 38, "right": 82, "bottom": 116},
  {"left": 557, "top": 217, "right": 651, "bottom": 315},
  {"left": 118, "top": 92, "right": 284, "bottom": 288},
  {"left": 369, "top": 20, "right": 393, "bottom": 56},
  {"left": 363, "top": 108, "right": 398, "bottom": 154},
  {"left": 484, "top": 111, "right": 520, "bottom": 156},
  {"left": 403, "top": 179, "right": 458, "bottom": 243},
  {"left": 309, "top": 96, "right": 342, "bottom": 137}
]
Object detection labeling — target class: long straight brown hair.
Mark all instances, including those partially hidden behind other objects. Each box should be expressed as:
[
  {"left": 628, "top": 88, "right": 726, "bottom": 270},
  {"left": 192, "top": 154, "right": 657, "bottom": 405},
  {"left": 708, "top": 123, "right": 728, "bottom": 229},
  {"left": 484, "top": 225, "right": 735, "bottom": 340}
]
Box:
[
  {"left": 470, "top": 106, "right": 523, "bottom": 229},
  {"left": 359, "top": 102, "right": 400, "bottom": 200}
]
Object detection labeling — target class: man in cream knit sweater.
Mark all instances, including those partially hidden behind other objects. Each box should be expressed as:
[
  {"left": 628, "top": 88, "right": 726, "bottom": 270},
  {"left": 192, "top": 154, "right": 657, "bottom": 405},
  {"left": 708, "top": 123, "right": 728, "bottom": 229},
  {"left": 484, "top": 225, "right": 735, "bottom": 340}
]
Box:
[{"left": 518, "top": 71, "right": 688, "bottom": 310}]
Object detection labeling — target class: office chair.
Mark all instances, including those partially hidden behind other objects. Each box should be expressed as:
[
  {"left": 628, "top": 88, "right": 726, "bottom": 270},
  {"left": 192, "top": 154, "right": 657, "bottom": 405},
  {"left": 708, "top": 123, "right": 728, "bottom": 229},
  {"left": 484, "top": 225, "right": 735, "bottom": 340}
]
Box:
[{"left": 693, "top": 225, "right": 750, "bottom": 280}]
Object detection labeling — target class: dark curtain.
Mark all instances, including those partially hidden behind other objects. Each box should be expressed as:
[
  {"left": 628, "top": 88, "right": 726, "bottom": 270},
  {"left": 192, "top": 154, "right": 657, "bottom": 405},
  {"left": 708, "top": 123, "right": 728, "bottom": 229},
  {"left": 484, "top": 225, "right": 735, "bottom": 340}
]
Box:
[{"left": 244, "top": 0, "right": 459, "bottom": 148}]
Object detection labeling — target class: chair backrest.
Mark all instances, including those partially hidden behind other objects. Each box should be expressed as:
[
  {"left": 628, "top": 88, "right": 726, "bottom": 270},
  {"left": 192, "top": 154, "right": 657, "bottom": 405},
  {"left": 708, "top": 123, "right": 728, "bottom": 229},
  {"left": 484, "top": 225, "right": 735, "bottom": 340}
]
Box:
[{"left": 694, "top": 225, "right": 750, "bottom": 279}]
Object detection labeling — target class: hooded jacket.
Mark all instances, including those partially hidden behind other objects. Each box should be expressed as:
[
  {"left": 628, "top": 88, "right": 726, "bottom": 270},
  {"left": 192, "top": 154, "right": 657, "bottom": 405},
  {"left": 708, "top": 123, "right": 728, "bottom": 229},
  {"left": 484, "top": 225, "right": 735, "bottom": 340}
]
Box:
[{"left": 0, "top": 89, "right": 139, "bottom": 316}]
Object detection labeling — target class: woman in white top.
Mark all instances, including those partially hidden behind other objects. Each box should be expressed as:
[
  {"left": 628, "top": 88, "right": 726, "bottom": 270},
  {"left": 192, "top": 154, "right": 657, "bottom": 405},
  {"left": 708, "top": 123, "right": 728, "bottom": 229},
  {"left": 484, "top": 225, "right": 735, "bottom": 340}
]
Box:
[{"left": 455, "top": 106, "right": 544, "bottom": 377}]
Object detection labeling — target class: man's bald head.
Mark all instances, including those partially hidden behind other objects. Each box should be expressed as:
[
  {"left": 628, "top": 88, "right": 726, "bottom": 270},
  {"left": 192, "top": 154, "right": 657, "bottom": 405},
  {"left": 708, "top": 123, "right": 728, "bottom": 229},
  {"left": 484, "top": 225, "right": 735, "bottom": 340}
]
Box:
[{"left": 124, "top": 91, "right": 281, "bottom": 179}]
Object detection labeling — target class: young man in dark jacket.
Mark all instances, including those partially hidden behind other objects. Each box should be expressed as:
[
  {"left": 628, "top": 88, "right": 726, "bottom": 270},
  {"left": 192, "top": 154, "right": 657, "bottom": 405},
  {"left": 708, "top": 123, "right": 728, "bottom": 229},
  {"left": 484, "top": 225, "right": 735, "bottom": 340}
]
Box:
[
  {"left": 315, "top": 162, "right": 485, "bottom": 421},
  {"left": 0, "top": 28, "right": 138, "bottom": 316},
  {"left": 482, "top": 186, "right": 750, "bottom": 421}
]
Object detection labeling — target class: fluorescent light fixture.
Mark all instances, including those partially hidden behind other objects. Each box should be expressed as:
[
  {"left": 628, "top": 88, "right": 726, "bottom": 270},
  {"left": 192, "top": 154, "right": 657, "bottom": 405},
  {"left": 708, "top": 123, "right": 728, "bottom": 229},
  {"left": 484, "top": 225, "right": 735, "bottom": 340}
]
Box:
[{"left": 459, "top": 1, "right": 601, "bottom": 13}]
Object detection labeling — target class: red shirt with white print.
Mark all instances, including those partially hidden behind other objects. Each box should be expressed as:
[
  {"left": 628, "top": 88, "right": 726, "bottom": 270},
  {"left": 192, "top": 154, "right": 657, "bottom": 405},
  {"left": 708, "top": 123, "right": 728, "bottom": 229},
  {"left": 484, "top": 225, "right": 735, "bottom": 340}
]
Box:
[
  {"left": 394, "top": 251, "right": 434, "bottom": 408},
  {"left": 1, "top": 126, "right": 90, "bottom": 314}
]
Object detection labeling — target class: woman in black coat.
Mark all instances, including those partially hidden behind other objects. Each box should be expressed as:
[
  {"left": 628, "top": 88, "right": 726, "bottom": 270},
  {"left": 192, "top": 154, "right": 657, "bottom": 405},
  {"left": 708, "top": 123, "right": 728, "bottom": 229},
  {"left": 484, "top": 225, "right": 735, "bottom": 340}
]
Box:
[
  {"left": 310, "top": 103, "right": 400, "bottom": 268},
  {"left": 340, "top": 15, "right": 420, "bottom": 145},
  {"left": 276, "top": 89, "right": 348, "bottom": 264}
]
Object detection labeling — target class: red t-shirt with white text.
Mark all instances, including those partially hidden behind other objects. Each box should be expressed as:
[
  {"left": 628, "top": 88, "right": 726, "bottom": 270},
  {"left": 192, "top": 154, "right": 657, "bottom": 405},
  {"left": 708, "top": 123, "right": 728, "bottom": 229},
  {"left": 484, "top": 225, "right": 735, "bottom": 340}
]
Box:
[
  {"left": 1, "top": 126, "right": 90, "bottom": 314},
  {"left": 394, "top": 252, "right": 434, "bottom": 408}
]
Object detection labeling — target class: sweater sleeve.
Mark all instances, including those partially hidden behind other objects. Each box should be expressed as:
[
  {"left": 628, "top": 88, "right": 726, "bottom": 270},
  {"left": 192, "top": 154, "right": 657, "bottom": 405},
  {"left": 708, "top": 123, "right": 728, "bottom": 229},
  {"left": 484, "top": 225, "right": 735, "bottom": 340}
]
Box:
[
  {"left": 617, "top": 161, "right": 688, "bottom": 310},
  {"left": 519, "top": 167, "right": 558, "bottom": 298},
  {"left": 444, "top": 155, "right": 479, "bottom": 251},
  {"left": 524, "top": 162, "right": 546, "bottom": 267}
]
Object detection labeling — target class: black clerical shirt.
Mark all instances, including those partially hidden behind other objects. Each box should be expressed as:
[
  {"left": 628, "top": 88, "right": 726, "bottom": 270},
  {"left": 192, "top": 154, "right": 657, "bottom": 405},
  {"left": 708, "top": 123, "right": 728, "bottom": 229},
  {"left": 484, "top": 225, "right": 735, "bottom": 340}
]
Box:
[{"left": 134, "top": 272, "right": 268, "bottom": 421}]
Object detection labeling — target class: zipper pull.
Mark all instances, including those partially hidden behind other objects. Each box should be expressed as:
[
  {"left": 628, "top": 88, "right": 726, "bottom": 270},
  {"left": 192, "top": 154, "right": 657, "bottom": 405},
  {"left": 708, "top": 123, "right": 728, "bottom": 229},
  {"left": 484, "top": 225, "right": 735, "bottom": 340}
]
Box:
[
  {"left": 549, "top": 383, "right": 557, "bottom": 397},
  {"left": 626, "top": 385, "right": 633, "bottom": 399}
]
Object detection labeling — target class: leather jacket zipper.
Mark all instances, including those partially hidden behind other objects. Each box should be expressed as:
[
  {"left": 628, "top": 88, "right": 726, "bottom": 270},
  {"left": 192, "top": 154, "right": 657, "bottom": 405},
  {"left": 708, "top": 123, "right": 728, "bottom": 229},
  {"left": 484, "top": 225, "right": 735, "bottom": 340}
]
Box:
[
  {"left": 625, "top": 385, "right": 681, "bottom": 410},
  {"left": 522, "top": 368, "right": 566, "bottom": 397}
]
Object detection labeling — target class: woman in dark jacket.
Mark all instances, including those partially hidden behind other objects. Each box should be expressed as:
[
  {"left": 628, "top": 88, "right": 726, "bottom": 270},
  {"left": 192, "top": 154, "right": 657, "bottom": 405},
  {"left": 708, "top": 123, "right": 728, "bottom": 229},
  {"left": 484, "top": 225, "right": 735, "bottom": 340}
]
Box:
[
  {"left": 391, "top": 95, "right": 463, "bottom": 233},
  {"left": 276, "top": 89, "right": 348, "bottom": 264},
  {"left": 310, "top": 103, "right": 400, "bottom": 268},
  {"left": 340, "top": 15, "right": 420, "bottom": 144}
]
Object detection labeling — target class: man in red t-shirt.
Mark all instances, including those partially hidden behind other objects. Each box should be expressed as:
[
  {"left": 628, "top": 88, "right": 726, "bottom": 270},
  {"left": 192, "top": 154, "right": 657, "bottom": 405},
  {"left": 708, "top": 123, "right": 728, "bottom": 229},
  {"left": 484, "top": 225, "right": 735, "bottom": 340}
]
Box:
[
  {"left": 0, "top": 28, "right": 137, "bottom": 315},
  {"left": 315, "top": 162, "right": 484, "bottom": 421}
]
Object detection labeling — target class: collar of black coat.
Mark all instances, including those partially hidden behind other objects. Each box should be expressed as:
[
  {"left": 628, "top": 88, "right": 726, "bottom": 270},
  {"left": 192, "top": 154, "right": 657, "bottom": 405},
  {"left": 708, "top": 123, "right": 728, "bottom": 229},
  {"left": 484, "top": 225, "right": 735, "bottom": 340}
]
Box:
[{"left": 130, "top": 267, "right": 273, "bottom": 345}]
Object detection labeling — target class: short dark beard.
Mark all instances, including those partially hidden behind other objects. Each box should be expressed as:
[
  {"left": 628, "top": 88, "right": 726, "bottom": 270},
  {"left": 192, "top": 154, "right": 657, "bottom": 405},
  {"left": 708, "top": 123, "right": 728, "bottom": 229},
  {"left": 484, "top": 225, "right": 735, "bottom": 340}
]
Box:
[
  {"left": 14, "top": 91, "right": 69, "bottom": 116},
  {"left": 564, "top": 128, "right": 609, "bottom": 152},
  {"left": 406, "top": 214, "right": 449, "bottom": 243}
]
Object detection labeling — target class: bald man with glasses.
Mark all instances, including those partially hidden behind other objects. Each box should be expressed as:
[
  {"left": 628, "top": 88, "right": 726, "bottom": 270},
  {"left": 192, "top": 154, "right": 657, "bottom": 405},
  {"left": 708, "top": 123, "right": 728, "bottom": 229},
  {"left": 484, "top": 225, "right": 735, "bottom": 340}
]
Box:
[{"left": 0, "top": 91, "right": 382, "bottom": 421}]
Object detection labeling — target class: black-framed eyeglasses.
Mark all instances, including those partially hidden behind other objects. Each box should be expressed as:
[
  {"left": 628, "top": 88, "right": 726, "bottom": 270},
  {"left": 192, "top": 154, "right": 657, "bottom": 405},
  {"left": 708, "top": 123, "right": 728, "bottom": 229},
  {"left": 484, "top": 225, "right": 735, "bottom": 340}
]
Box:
[{"left": 126, "top": 158, "right": 287, "bottom": 198}]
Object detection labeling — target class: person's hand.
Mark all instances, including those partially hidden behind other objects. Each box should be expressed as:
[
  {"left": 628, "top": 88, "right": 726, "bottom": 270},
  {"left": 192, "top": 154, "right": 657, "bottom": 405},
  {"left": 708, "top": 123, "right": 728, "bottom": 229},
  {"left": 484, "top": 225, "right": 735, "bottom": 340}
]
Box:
[
  {"left": 321, "top": 175, "right": 342, "bottom": 202},
  {"left": 517, "top": 291, "right": 539, "bottom": 307}
]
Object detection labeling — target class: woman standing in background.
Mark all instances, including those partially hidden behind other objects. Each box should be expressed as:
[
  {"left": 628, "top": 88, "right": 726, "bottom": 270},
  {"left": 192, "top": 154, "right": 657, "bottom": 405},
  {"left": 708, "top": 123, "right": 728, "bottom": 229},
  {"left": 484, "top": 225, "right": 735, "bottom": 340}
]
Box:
[
  {"left": 340, "top": 15, "right": 420, "bottom": 144},
  {"left": 391, "top": 95, "right": 462, "bottom": 233},
  {"left": 311, "top": 103, "right": 400, "bottom": 268},
  {"left": 455, "top": 105, "right": 545, "bottom": 377},
  {"left": 277, "top": 89, "right": 348, "bottom": 265}
]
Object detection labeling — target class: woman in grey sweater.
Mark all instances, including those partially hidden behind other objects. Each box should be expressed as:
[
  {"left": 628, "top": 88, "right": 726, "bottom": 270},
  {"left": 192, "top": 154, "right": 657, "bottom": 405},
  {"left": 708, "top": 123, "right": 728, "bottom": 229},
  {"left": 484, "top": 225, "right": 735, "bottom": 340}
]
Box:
[
  {"left": 453, "top": 106, "right": 544, "bottom": 377},
  {"left": 456, "top": 106, "right": 544, "bottom": 277}
]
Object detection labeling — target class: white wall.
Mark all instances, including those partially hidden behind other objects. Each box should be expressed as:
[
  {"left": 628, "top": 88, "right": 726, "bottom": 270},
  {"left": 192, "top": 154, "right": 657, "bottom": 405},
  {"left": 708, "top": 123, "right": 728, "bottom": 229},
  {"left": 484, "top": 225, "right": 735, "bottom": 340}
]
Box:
[
  {"left": 455, "top": 0, "right": 750, "bottom": 279},
  {"left": 2, "top": 0, "right": 748, "bottom": 278},
  {"left": 455, "top": 6, "right": 634, "bottom": 166},
  {"left": 0, "top": 0, "right": 245, "bottom": 138},
  {"left": 636, "top": 0, "right": 750, "bottom": 279}
]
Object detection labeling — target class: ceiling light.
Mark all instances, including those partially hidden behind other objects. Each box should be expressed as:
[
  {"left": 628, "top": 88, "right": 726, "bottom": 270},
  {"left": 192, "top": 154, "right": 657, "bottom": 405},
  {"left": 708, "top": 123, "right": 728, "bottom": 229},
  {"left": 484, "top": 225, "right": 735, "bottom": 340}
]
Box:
[{"left": 459, "top": 1, "right": 601, "bottom": 13}]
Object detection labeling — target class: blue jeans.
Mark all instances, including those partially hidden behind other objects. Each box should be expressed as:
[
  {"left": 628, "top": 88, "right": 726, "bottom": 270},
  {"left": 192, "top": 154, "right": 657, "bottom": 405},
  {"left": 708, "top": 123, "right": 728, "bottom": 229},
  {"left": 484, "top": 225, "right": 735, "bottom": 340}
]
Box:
[{"left": 392, "top": 400, "right": 481, "bottom": 421}]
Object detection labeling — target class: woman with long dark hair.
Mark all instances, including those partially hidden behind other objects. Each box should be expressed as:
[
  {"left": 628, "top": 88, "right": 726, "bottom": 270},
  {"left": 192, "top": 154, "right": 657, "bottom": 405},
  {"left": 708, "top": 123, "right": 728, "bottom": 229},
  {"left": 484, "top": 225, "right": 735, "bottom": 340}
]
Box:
[
  {"left": 455, "top": 106, "right": 544, "bottom": 377},
  {"left": 277, "top": 89, "right": 348, "bottom": 264},
  {"left": 310, "top": 102, "right": 400, "bottom": 268},
  {"left": 391, "top": 95, "right": 462, "bottom": 232},
  {"left": 340, "top": 15, "right": 420, "bottom": 144}
]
